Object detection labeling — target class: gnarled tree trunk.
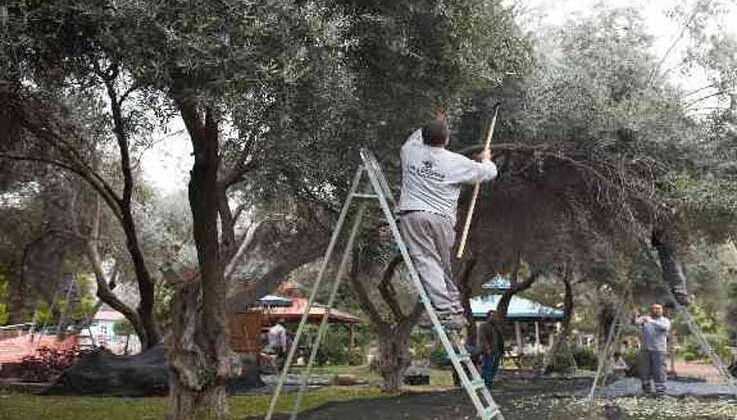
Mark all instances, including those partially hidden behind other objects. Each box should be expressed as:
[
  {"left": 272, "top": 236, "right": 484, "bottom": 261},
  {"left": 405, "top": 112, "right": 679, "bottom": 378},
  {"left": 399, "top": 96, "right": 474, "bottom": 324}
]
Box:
[
  {"left": 350, "top": 255, "right": 422, "bottom": 392},
  {"left": 457, "top": 256, "right": 478, "bottom": 344},
  {"left": 542, "top": 268, "right": 574, "bottom": 373},
  {"left": 375, "top": 319, "right": 417, "bottom": 392},
  {"left": 167, "top": 103, "right": 232, "bottom": 420}
]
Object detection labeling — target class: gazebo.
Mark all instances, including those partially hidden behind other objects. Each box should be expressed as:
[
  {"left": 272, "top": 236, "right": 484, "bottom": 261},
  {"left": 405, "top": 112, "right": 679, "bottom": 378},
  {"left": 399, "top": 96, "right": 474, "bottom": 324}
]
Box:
[
  {"left": 228, "top": 294, "right": 362, "bottom": 356},
  {"left": 259, "top": 297, "right": 361, "bottom": 325}
]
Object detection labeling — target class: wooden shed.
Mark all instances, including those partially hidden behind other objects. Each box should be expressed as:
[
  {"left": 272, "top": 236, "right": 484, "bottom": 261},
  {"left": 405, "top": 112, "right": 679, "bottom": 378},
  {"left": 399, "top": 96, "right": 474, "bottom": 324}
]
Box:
[{"left": 227, "top": 311, "right": 262, "bottom": 356}]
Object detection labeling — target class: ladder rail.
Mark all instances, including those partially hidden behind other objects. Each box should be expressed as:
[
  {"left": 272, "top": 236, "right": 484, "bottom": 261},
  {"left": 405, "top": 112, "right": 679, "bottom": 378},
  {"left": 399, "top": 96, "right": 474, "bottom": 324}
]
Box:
[
  {"left": 588, "top": 302, "right": 627, "bottom": 400},
  {"left": 672, "top": 297, "right": 737, "bottom": 396},
  {"left": 267, "top": 150, "right": 505, "bottom": 420},
  {"left": 264, "top": 168, "right": 365, "bottom": 420},
  {"left": 289, "top": 203, "right": 368, "bottom": 419},
  {"left": 363, "top": 156, "right": 503, "bottom": 420}
]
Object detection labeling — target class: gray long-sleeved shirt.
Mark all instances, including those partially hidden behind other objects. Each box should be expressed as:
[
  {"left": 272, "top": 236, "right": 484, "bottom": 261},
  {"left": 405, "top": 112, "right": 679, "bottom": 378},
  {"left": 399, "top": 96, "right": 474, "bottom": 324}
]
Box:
[
  {"left": 640, "top": 316, "right": 671, "bottom": 352},
  {"left": 398, "top": 129, "right": 498, "bottom": 224},
  {"left": 267, "top": 323, "right": 287, "bottom": 350}
]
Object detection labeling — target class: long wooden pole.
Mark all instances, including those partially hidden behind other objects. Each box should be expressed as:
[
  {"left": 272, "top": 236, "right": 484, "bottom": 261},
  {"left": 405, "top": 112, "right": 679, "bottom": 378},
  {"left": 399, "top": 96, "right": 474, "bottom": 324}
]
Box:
[{"left": 456, "top": 105, "right": 500, "bottom": 259}]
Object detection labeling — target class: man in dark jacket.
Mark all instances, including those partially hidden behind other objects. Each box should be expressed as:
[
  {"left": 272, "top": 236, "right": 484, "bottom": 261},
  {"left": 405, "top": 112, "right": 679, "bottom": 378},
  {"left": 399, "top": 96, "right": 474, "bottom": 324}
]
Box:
[{"left": 478, "top": 310, "right": 505, "bottom": 387}]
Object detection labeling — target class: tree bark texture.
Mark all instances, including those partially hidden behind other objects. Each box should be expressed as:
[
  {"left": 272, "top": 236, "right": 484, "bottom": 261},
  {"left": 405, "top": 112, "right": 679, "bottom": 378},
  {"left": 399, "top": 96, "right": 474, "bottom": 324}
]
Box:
[
  {"left": 497, "top": 272, "right": 539, "bottom": 319},
  {"left": 225, "top": 216, "right": 329, "bottom": 311},
  {"left": 167, "top": 102, "right": 232, "bottom": 420},
  {"left": 542, "top": 270, "right": 574, "bottom": 373},
  {"left": 456, "top": 256, "right": 478, "bottom": 345},
  {"left": 375, "top": 322, "right": 415, "bottom": 392},
  {"left": 651, "top": 228, "right": 689, "bottom": 305},
  {"left": 350, "top": 254, "right": 423, "bottom": 392}
]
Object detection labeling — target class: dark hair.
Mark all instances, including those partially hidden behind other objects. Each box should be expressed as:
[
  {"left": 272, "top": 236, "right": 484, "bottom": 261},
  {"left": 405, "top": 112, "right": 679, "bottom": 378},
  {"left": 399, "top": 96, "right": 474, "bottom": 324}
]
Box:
[{"left": 422, "top": 120, "right": 449, "bottom": 146}]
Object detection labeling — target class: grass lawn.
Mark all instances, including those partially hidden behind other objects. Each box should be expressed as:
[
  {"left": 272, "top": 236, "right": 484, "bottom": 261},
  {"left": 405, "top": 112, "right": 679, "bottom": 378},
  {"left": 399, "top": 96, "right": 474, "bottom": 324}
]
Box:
[
  {"left": 0, "top": 386, "right": 387, "bottom": 420},
  {"left": 295, "top": 364, "right": 455, "bottom": 389},
  {"left": 0, "top": 366, "right": 458, "bottom": 420}
]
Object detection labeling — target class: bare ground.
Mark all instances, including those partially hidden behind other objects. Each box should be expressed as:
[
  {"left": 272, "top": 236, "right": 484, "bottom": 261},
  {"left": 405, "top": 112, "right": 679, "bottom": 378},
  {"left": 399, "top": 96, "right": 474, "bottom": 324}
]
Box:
[{"left": 249, "top": 376, "right": 737, "bottom": 420}]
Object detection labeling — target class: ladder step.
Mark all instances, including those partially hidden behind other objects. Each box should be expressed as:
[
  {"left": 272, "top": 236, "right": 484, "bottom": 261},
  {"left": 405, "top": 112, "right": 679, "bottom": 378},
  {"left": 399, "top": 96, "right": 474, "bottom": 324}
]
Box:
[
  {"left": 353, "top": 193, "right": 378, "bottom": 199},
  {"left": 470, "top": 378, "right": 486, "bottom": 389},
  {"left": 480, "top": 406, "right": 501, "bottom": 419},
  {"left": 456, "top": 354, "right": 471, "bottom": 363}
]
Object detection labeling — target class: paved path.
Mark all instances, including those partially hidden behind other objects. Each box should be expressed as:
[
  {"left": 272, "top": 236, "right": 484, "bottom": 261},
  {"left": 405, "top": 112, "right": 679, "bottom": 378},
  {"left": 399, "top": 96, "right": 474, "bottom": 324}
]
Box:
[{"left": 589, "top": 377, "right": 737, "bottom": 398}]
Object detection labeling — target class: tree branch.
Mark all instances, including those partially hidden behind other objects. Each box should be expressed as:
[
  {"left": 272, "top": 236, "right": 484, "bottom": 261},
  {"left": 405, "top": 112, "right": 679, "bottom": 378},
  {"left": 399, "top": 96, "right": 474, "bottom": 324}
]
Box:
[
  {"left": 348, "top": 252, "right": 389, "bottom": 330},
  {"left": 0, "top": 153, "right": 124, "bottom": 221},
  {"left": 378, "top": 256, "right": 406, "bottom": 321}
]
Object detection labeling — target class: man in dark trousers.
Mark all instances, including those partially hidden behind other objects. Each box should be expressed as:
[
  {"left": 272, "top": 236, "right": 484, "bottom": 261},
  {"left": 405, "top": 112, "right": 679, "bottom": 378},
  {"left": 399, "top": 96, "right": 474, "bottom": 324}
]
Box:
[
  {"left": 636, "top": 302, "right": 671, "bottom": 396},
  {"left": 399, "top": 116, "right": 497, "bottom": 331},
  {"left": 478, "top": 310, "right": 505, "bottom": 387},
  {"left": 267, "top": 318, "right": 288, "bottom": 371}
]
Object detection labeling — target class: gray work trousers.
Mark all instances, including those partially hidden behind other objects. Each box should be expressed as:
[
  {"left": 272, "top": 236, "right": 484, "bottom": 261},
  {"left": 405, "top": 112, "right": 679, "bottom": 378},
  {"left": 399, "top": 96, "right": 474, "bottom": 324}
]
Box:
[
  {"left": 400, "top": 211, "right": 462, "bottom": 315},
  {"left": 639, "top": 350, "right": 667, "bottom": 394}
]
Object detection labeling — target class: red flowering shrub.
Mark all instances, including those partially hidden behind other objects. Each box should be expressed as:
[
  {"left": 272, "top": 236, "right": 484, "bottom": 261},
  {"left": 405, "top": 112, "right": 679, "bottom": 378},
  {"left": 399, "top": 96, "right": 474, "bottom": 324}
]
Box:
[{"left": 19, "top": 345, "right": 88, "bottom": 382}]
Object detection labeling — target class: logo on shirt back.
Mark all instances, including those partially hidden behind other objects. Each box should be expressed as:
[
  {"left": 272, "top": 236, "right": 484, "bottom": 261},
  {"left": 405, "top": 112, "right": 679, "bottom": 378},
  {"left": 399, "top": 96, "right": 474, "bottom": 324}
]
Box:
[{"left": 407, "top": 159, "right": 445, "bottom": 182}]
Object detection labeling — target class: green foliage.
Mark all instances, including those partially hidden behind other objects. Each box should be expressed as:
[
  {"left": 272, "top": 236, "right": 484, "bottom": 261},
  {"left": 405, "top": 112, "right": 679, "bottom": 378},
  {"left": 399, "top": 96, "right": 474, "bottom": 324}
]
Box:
[
  {"left": 545, "top": 341, "right": 577, "bottom": 374},
  {"left": 153, "top": 280, "right": 174, "bottom": 327},
  {"left": 34, "top": 301, "right": 53, "bottom": 326},
  {"left": 0, "top": 387, "right": 387, "bottom": 420},
  {"left": 346, "top": 348, "right": 365, "bottom": 366},
  {"left": 622, "top": 347, "right": 640, "bottom": 376},
  {"left": 312, "top": 325, "right": 356, "bottom": 366},
  {"left": 72, "top": 274, "right": 96, "bottom": 320},
  {"left": 409, "top": 331, "right": 434, "bottom": 362},
  {"left": 674, "top": 301, "right": 733, "bottom": 361},
  {"left": 428, "top": 344, "right": 450, "bottom": 367},
  {"left": 113, "top": 319, "right": 136, "bottom": 337},
  {"left": 571, "top": 346, "right": 598, "bottom": 371},
  {"left": 517, "top": 352, "right": 544, "bottom": 371}
]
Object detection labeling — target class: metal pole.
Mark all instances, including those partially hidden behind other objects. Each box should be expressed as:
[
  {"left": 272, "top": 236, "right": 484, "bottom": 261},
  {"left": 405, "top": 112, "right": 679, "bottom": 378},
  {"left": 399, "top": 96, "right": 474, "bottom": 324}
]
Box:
[
  {"left": 264, "top": 168, "right": 365, "bottom": 420},
  {"left": 588, "top": 302, "right": 626, "bottom": 401}
]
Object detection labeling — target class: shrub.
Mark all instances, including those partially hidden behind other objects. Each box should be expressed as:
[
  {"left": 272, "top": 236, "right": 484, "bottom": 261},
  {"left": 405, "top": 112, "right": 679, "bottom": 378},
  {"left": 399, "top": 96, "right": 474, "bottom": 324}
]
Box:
[
  {"left": 571, "top": 346, "right": 598, "bottom": 371},
  {"left": 19, "top": 346, "right": 88, "bottom": 382},
  {"left": 519, "top": 353, "right": 545, "bottom": 371},
  {"left": 347, "top": 348, "right": 364, "bottom": 366},
  {"left": 429, "top": 345, "right": 449, "bottom": 368},
  {"left": 313, "top": 325, "right": 358, "bottom": 366},
  {"left": 545, "top": 342, "right": 577, "bottom": 374},
  {"left": 679, "top": 333, "right": 733, "bottom": 362},
  {"left": 410, "top": 332, "right": 433, "bottom": 361},
  {"left": 623, "top": 348, "right": 640, "bottom": 377}
]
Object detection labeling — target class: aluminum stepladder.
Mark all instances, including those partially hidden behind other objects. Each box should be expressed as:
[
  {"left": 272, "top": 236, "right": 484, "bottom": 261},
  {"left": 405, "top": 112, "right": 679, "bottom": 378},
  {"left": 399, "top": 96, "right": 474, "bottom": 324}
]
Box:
[
  {"left": 587, "top": 291, "right": 629, "bottom": 400},
  {"left": 587, "top": 286, "right": 737, "bottom": 399},
  {"left": 264, "top": 148, "right": 504, "bottom": 420},
  {"left": 670, "top": 294, "right": 737, "bottom": 397}
]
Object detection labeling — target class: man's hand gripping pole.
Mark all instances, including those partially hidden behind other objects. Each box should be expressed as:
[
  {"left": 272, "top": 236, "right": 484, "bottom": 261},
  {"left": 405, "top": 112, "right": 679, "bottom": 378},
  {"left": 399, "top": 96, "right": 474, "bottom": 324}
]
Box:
[{"left": 456, "top": 103, "right": 500, "bottom": 259}]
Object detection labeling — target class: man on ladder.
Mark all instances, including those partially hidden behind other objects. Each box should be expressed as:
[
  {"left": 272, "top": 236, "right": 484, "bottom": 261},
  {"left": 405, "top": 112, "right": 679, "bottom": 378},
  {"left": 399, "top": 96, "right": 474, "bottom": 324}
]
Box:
[{"left": 398, "top": 116, "right": 498, "bottom": 330}]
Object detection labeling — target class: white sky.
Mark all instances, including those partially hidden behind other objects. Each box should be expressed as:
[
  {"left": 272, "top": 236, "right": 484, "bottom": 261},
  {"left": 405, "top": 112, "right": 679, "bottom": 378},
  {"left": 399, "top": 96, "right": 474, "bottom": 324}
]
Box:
[{"left": 140, "top": 0, "right": 737, "bottom": 193}]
